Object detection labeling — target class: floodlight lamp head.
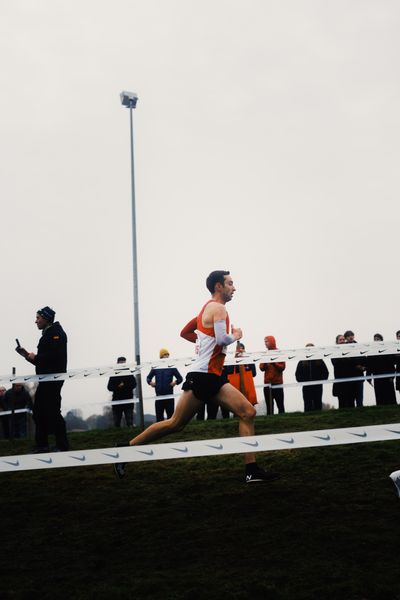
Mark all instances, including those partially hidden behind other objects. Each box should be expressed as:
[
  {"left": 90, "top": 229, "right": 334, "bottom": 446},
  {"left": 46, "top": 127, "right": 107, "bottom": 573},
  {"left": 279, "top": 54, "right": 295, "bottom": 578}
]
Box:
[{"left": 120, "top": 91, "right": 138, "bottom": 108}]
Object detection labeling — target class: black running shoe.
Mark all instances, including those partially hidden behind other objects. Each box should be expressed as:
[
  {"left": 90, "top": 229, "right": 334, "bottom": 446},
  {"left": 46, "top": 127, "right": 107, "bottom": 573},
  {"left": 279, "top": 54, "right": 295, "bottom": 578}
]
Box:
[
  {"left": 245, "top": 465, "right": 280, "bottom": 484},
  {"left": 113, "top": 462, "right": 126, "bottom": 479},
  {"left": 389, "top": 470, "right": 400, "bottom": 498}
]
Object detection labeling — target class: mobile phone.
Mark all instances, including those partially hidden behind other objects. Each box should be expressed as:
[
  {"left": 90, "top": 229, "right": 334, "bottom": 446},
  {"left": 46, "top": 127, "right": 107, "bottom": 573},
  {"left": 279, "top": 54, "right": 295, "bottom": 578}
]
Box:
[{"left": 16, "top": 339, "right": 21, "bottom": 348}]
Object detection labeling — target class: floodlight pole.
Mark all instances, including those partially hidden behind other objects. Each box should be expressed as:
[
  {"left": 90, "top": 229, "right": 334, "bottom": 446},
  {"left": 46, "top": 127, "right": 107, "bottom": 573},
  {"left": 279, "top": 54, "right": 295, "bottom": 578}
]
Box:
[{"left": 120, "top": 91, "right": 144, "bottom": 430}]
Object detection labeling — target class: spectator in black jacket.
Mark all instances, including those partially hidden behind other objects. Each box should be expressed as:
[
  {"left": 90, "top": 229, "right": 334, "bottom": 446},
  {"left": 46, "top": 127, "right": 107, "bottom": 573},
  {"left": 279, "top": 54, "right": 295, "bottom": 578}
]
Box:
[
  {"left": 331, "top": 334, "right": 355, "bottom": 409},
  {"left": 4, "top": 383, "right": 32, "bottom": 438},
  {"left": 396, "top": 330, "right": 400, "bottom": 399},
  {"left": 366, "top": 334, "right": 397, "bottom": 406},
  {"left": 147, "top": 348, "right": 183, "bottom": 422},
  {"left": 0, "top": 386, "right": 10, "bottom": 439},
  {"left": 344, "top": 329, "right": 366, "bottom": 407},
  {"left": 16, "top": 306, "right": 69, "bottom": 452},
  {"left": 295, "top": 343, "right": 329, "bottom": 412},
  {"left": 107, "top": 357, "right": 137, "bottom": 427}
]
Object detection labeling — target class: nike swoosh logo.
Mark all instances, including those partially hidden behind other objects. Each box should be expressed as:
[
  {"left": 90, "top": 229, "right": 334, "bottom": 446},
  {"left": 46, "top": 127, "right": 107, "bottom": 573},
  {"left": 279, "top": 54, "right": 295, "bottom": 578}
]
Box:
[
  {"left": 99, "top": 372, "right": 107, "bottom": 376},
  {"left": 172, "top": 447, "right": 188, "bottom": 453},
  {"left": 306, "top": 354, "right": 314, "bottom": 359},
  {"left": 54, "top": 375, "right": 61, "bottom": 379},
  {"left": 384, "top": 429, "right": 400, "bottom": 435},
  {"left": 38, "top": 376, "right": 46, "bottom": 381},
  {"left": 242, "top": 440, "right": 259, "bottom": 447},
  {"left": 206, "top": 443, "right": 223, "bottom": 450},
  {"left": 136, "top": 449, "right": 154, "bottom": 456},
  {"left": 288, "top": 355, "right": 296, "bottom": 360},
  {"left": 378, "top": 349, "right": 386, "bottom": 354},
  {"left": 102, "top": 451, "right": 119, "bottom": 459},
  {"left": 277, "top": 437, "right": 294, "bottom": 444},
  {"left": 313, "top": 434, "right": 330, "bottom": 441},
  {"left": 3, "top": 459, "right": 19, "bottom": 466},
  {"left": 70, "top": 455, "right": 86, "bottom": 461},
  {"left": 24, "top": 377, "right": 33, "bottom": 381},
  {"left": 185, "top": 362, "right": 193, "bottom": 367},
  {"left": 324, "top": 353, "right": 332, "bottom": 357},
  {"left": 349, "top": 432, "right": 367, "bottom": 438},
  {"left": 84, "top": 373, "right": 90, "bottom": 377},
  {"left": 341, "top": 352, "right": 350, "bottom": 356},
  {"left": 270, "top": 357, "right": 278, "bottom": 361},
  {"left": 36, "top": 457, "right": 53, "bottom": 464},
  {"left": 359, "top": 351, "right": 368, "bottom": 355},
  {"left": 68, "top": 374, "right": 77, "bottom": 378}
]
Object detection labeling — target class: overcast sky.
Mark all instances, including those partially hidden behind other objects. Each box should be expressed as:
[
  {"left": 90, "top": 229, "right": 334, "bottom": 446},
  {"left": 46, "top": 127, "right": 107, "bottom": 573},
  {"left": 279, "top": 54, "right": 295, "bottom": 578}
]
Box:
[{"left": 1, "top": 0, "right": 399, "bottom": 416}]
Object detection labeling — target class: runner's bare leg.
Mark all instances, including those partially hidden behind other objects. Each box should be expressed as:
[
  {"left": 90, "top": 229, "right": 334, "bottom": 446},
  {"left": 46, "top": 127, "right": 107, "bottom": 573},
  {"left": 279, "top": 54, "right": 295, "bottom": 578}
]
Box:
[
  {"left": 128, "top": 390, "right": 202, "bottom": 446},
  {"left": 216, "top": 383, "right": 257, "bottom": 464}
]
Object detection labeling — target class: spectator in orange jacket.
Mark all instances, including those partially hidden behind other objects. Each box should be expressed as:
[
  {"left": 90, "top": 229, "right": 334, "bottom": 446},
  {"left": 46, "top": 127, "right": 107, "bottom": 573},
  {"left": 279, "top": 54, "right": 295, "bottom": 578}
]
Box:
[
  {"left": 260, "top": 335, "right": 286, "bottom": 415},
  {"left": 223, "top": 342, "right": 258, "bottom": 418}
]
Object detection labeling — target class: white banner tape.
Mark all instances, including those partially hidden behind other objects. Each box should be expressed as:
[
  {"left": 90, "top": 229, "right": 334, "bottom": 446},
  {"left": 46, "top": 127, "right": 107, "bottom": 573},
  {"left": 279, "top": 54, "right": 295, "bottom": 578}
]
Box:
[
  {"left": 2, "top": 341, "right": 400, "bottom": 386},
  {"left": 1, "top": 423, "right": 399, "bottom": 473},
  {"left": 0, "top": 408, "right": 31, "bottom": 417}
]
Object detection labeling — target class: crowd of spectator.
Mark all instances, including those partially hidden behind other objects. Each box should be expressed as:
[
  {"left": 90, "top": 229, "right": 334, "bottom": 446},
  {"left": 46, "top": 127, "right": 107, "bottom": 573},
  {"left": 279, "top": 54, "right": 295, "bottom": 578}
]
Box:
[{"left": 2, "top": 327, "right": 399, "bottom": 442}]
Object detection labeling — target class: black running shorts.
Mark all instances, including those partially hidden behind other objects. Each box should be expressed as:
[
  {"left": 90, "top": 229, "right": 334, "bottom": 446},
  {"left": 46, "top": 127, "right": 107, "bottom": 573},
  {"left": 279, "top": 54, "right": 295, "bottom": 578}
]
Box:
[{"left": 182, "top": 372, "right": 228, "bottom": 403}]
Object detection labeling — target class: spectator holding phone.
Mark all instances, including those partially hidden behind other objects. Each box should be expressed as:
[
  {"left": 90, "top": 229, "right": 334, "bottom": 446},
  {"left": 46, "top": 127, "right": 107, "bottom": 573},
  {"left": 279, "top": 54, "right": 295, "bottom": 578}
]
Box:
[{"left": 16, "top": 306, "right": 69, "bottom": 452}]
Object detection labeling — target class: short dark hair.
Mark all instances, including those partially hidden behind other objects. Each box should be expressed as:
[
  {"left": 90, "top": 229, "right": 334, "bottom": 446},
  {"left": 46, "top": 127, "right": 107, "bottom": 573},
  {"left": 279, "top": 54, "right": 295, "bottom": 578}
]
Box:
[
  {"left": 206, "top": 270, "right": 230, "bottom": 294},
  {"left": 373, "top": 333, "right": 383, "bottom": 341},
  {"left": 396, "top": 330, "right": 400, "bottom": 337},
  {"left": 344, "top": 330, "right": 354, "bottom": 338}
]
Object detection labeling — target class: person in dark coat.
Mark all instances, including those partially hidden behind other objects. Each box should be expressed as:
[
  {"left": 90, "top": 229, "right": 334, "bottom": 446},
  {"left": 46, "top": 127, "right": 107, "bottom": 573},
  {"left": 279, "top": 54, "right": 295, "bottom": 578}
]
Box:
[
  {"left": 344, "top": 329, "right": 366, "bottom": 407},
  {"left": 295, "top": 343, "right": 329, "bottom": 412},
  {"left": 147, "top": 348, "right": 183, "bottom": 422},
  {"left": 4, "top": 383, "right": 32, "bottom": 438},
  {"left": 0, "top": 386, "right": 10, "bottom": 438},
  {"left": 331, "top": 334, "right": 356, "bottom": 409},
  {"left": 16, "top": 306, "right": 69, "bottom": 452},
  {"left": 396, "top": 330, "right": 400, "bottom": 399},
  {"left": 107, "top": 356, "right": 137, "bottom": 427},
  {"left": 366, "top": 334, "right": 397, "bottom": 406}
]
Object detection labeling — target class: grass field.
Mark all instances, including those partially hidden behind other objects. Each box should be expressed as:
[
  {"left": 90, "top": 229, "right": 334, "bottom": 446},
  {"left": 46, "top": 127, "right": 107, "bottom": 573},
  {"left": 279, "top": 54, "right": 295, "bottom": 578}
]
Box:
[{"left": 1, "top": 406, "right": 400, "bottom": 600}]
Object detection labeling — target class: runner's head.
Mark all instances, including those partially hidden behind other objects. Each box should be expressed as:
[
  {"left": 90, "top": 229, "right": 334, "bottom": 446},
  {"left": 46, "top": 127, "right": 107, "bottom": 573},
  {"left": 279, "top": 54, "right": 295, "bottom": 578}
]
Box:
[
  {"left": 206, "top": 270, "right": 235, "bottom": 302},
  {"left": 206, "top": 270, "right": 230, "bottom": 293}
]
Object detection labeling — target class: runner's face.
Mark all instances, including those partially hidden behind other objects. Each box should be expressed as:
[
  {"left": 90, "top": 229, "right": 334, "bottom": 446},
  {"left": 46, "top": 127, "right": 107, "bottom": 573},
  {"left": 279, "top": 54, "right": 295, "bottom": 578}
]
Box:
[{"left": 221, "top": 275, "right": 235, "bottom": 302}]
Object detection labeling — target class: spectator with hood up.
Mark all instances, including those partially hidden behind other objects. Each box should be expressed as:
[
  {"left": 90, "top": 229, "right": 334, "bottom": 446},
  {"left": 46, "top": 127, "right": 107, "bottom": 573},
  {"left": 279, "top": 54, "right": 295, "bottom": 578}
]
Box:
[{"left": 260, "top": 335, "right": 286, "bottom": 414}]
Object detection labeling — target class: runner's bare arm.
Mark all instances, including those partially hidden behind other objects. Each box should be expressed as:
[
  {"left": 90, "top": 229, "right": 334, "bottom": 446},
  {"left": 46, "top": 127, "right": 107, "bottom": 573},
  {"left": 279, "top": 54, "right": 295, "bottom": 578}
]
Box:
[
  {"left": 205, "top": 302, "right": 242, "bottom": 345},
  {"left": 180, "top": 317, "right": 197, "bottom": 343}
]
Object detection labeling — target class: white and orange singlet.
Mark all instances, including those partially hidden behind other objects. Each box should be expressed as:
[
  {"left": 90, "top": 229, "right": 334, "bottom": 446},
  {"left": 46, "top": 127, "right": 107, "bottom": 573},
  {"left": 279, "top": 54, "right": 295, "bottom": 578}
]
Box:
[{"left": 190, "top": 300, "right": 230, "bottom": 376}]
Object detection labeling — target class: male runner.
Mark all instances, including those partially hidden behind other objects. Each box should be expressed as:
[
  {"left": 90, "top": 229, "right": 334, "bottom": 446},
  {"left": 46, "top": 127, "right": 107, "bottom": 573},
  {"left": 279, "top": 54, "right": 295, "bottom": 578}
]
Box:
[{"left": 114, "top": 270, "right": 280, "bottom": 484}]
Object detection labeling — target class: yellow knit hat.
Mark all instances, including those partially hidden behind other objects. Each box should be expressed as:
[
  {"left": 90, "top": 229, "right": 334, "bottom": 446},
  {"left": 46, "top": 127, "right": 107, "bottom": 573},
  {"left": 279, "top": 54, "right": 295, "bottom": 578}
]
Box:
[{"left": 159, "top": 348, "right": 169, "bottom": 358}]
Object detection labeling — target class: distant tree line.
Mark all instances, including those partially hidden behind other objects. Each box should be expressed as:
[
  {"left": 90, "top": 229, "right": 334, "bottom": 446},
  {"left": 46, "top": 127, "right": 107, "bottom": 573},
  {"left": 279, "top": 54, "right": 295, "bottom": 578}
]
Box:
[
  {"left": 65, "top": 408, "right": 113, "bottom": 431},
  {"left": 65, "top": 408, "right": 156, "bottom": 431}
]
